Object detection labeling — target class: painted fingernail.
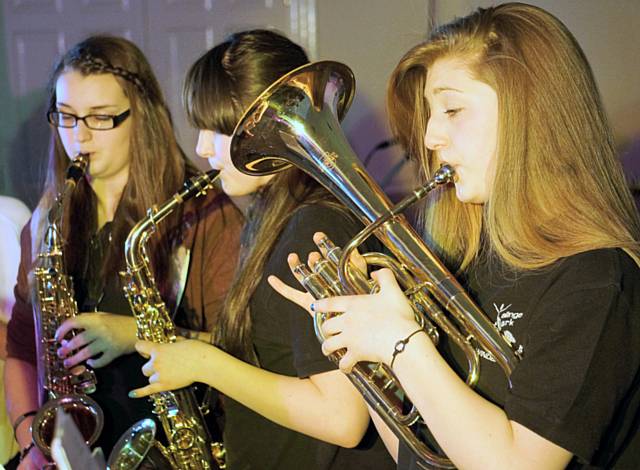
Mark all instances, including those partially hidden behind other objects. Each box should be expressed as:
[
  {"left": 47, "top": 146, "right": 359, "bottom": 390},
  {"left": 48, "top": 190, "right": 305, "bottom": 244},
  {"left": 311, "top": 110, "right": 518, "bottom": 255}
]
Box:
[
  {"left": 128, "top": 391, "right": 137, "bottom": 398},
  {"left": 310, "top": 303, "right": 315, "bottom": 312}
]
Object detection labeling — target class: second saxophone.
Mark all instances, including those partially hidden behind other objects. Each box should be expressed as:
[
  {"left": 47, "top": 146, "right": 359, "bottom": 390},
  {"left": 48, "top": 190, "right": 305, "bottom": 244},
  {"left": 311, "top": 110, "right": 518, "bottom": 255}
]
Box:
[{"left": 109, "top": 170, "right": 225, "bottom": 470}]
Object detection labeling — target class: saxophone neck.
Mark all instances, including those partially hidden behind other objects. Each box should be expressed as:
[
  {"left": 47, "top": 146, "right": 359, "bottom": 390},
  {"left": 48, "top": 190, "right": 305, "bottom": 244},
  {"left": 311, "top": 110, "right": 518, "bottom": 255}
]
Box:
[
  {"left": 124, "top": 217, "right": 153, "bottom": 272},
  {"left": 43, "top": 153, "right": 91, "bottom": 249},
  {"left": 123, "top": 170, "right": 220, "bottom": 271},
  {"left": 42, "top": 222, "right": 63, "bottom": 253}
]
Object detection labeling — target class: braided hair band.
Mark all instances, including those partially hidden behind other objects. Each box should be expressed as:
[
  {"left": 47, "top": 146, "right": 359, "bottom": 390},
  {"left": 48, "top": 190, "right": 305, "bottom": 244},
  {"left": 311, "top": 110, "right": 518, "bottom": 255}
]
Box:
[{"left": 77, "top": 52, "right": 147, "bottom": 96}]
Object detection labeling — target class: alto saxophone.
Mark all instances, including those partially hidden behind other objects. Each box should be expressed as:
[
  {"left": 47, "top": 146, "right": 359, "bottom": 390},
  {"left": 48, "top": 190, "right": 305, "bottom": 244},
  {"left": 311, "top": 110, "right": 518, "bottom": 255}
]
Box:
[
  {"left": 109, "top": 170, "right": 225, "bottom": 470},
  {"left": 32, "top": 153, "right": 104, "bottom": 457}
]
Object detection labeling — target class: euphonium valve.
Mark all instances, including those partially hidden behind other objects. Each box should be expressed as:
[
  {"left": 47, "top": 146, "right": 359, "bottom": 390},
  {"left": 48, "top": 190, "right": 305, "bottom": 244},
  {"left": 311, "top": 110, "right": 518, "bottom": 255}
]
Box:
[{"left": 230, "top": 61, "right": 519, "bottom": 469}]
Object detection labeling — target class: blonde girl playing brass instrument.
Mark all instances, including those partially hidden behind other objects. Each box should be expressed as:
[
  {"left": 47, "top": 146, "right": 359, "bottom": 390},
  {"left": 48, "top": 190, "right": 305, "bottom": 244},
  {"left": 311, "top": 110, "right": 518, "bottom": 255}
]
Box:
[{"left": 271, "top": 3, "right": 640, "bottom": 469}]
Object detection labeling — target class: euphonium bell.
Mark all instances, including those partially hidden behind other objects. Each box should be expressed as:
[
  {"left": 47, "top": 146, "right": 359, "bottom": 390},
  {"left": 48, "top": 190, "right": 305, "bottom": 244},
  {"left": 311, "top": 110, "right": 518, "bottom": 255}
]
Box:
[{"left": 230, "top": 61, "right": 519, "bottom": 469}]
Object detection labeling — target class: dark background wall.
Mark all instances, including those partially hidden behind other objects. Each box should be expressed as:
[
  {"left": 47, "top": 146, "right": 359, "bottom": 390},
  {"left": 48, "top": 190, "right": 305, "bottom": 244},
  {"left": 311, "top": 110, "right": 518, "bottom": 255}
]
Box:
[{"left": 1, "top": 0, "right": 638, "bottom": 209}]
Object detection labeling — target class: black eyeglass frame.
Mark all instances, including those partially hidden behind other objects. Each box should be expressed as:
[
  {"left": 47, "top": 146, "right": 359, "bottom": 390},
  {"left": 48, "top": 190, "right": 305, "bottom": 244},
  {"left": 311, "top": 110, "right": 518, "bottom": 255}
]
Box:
[{"left": 47, "top": 109, "right": 131, "bottom": 130}]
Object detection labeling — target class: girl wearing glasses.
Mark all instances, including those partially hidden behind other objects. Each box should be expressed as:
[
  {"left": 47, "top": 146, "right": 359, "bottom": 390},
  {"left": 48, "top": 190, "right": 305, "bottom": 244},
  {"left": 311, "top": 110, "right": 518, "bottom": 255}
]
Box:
[
  {"left": 5, "top": 35, "right": 242, "bottom": 469},
  {"left": 272, "top": 3, "right": 640, "bottom": 469},
  {"left": 129, "top": 30, "right": 395, "bottom": 470}
]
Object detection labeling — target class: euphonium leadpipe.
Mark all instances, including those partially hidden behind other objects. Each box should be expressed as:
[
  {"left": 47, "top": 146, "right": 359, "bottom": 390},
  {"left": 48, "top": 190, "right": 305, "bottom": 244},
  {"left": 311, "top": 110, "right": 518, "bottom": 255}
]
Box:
[
  {"left": 32, "top": 153, "right": 104, "bottom": 458},
  {"left": 108, "top": 170, "right": 225, "bottom": 470},
  {"left": 230, "top": 61, "right": 520, "bottom": 469}
]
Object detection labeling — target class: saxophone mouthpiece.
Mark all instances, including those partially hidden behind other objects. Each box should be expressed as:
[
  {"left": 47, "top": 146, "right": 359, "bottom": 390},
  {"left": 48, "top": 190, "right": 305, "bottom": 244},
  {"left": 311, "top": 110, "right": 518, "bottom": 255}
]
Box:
[{"left": 66, "top": 153, "right": 90, "bottom": 184}]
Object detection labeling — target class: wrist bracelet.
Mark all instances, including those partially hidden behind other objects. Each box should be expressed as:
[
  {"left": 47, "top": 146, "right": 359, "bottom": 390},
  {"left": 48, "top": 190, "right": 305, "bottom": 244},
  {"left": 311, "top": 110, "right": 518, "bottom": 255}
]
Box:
[
  {"left": 390, "top": 328, "right": 424, "bottom": 369},
  {"left": 19, "top": 442, "right": 34, "bottom": 462},
  {"left": 12, "top": 410, "right": 37, "bottom": 435}
]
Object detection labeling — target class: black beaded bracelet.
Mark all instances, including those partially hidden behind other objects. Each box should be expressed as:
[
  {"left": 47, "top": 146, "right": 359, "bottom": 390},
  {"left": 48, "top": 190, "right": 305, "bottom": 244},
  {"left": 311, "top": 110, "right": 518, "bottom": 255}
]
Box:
[
  {"left": 390, "top": 328, "right": 424, "bottom": 369},
  {"left": 12, "top": 410, "right": 37, "bottom": 435},
  {"left": 19, "top": 442, "right": 35, "bottom": 462}
]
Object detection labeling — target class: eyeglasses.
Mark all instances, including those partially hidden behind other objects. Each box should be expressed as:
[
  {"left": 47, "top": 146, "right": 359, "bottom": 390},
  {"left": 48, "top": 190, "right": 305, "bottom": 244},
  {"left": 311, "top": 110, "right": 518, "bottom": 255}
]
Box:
[{"left": 47, "top": 109, "right": 131, "bottom": 130}]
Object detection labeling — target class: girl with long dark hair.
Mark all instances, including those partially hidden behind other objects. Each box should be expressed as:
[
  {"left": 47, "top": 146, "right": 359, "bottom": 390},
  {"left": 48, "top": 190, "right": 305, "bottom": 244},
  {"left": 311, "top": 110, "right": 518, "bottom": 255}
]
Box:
[
  {"left": 5, "top": 35, "right": 242, "bottom": 469},
  {"left": 130, "top": 30, "right": 395, "bottom": 470}
]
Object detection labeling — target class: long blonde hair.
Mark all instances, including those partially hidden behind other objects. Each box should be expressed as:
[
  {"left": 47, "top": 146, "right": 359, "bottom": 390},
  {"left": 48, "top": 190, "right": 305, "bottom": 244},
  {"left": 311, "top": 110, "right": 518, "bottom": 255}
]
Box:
[{"left": 388, "top": 2, "right": 640, "bottom": 271}]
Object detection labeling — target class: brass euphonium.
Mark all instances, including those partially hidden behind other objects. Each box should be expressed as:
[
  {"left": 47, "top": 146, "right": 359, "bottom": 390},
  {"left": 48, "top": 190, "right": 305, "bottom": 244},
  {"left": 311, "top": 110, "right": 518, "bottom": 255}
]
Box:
[
  {"left": 108, "top": 170, "right": 225, "bottom": 470},
  {"left": 230, "top": 61, "right": 520, "bottom": 469},
  {"left": 32, "top": 153, "right": 104, "bottom": 458}
]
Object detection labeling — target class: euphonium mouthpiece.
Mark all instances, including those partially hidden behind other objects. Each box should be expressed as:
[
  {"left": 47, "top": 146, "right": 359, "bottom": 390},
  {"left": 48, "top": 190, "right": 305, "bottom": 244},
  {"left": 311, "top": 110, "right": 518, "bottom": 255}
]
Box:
[
  {"left": 433, "top": 164, "right": 456, "bottom": 185},
  {"left": 385, "top": 165, "right": 456, "bottom": 219}
]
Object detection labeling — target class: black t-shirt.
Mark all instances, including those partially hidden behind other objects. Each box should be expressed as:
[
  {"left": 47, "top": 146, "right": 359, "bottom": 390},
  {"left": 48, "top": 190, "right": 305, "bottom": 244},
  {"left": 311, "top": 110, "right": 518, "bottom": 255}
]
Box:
[
  {"left": 399, "top": 249, "right": 640, "bottom": 469},
  {"left": 72, "top": 222, "right": 152, "bottom": 456},
  {"left": 223, "top": 204, "right": 396, "bottom": 470}
]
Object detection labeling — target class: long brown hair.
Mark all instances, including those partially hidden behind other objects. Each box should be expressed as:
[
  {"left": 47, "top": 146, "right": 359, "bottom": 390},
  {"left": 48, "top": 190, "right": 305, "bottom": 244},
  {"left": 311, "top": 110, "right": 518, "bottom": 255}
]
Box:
[
  {"left": 387, "top": 3, "right": 640, "bottom": 271},
  {"left": 42, "top": 35, "right": 190, "bottom": 290},
  {"left": 184, "top": 29, "right": 333, "bottom": 362}
]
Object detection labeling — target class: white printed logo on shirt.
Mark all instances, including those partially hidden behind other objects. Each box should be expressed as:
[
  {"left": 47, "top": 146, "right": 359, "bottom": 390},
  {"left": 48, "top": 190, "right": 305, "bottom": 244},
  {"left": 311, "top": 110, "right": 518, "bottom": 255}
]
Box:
[{"left": 477, "top": 302, "right": 524, "bottom": 363}]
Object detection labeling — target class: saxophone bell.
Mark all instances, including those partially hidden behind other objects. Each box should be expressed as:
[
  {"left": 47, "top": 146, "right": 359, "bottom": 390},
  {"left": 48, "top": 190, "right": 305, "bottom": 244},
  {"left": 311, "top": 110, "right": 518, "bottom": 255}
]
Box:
[
  {"left": 107, "top": 419, "right": 161, "bottom": 470},
  {"left": 32, "top": 395, "right": 104, "bottom": 458}
]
